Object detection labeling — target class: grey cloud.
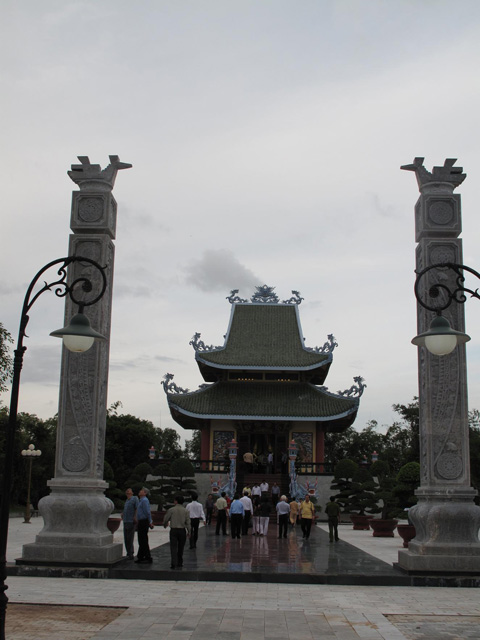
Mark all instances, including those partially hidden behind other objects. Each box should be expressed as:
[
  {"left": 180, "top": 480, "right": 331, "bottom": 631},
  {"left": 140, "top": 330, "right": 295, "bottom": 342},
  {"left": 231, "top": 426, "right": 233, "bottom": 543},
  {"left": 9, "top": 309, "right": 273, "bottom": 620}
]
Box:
[
  {"left": 369, "top": 193, "right": 396, "bottom": 218},
  {"left": 20, "top": 345, "right": 62, "bottom": 385},
  {"left": 110, "top": 354, "right": 184, "bottom": 371},
  {"left": 183, "top": 249, "right": 261, "bottom": 293}
]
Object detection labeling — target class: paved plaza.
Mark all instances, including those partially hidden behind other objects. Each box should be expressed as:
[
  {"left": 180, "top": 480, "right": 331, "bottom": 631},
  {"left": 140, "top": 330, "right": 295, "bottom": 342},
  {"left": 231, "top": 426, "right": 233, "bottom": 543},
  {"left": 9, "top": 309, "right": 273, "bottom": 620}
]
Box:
[{"left": 4, "top": 517, "right": 480, "bottom": 639}]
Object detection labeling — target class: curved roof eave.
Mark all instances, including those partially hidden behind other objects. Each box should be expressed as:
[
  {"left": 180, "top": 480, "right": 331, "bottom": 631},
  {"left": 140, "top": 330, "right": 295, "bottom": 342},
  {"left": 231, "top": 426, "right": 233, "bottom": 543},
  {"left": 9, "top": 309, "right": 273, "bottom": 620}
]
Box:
[
  {"left": 194, "top": 352, "right": 333, "bottom": 371},
  {"left": 167, "top": 401, "right": 358, "bottom": 423}
]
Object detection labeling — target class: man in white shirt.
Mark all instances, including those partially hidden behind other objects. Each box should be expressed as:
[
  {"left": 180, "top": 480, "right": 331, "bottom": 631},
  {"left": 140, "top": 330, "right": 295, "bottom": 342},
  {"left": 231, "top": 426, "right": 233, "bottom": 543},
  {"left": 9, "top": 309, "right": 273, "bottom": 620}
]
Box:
[
  {"left": 251, "top": 484, "right": 261, "bottom": 498},
  {"left": 240, "top": 492, "right": 253, "bottom": 535},
  {"left": 260, "top": 479, "right": 269, "bottom": 496},
  {"left": 186, "top": 493, "right": 206, "bottom": 549},
  {"left": 276, "top": 495, "right": 291, "bottom": 539}
]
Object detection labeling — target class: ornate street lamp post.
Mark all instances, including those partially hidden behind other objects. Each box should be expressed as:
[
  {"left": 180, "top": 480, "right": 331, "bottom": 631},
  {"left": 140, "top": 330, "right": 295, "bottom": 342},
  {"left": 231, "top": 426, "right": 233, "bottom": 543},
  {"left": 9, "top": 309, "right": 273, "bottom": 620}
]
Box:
[
  {"left": 0, "top": 256, "right": 107, "bottom": 640},
  {"left": 21, "top": 444, "right": 42, "bottom": 524}
]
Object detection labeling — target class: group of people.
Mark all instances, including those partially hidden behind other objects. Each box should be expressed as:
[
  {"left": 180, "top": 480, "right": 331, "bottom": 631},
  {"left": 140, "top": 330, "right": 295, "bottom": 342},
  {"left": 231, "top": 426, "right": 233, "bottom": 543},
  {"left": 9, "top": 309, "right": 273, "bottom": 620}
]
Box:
[{"left": 122, "top": 486, "right": 342, "bottom": 570}]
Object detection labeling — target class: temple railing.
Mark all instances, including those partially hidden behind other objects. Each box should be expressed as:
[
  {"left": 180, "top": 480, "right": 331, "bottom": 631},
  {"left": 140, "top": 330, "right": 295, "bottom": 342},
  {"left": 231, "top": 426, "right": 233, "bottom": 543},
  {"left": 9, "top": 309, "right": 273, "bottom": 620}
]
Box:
[{"left": 188, "top": 460, "right": 334, "bottom": 474}]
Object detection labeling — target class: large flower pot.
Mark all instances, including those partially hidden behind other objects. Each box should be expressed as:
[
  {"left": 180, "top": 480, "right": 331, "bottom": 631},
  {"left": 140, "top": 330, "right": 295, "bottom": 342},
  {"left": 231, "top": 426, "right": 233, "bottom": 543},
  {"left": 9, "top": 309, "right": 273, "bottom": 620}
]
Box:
[
  {"left": 397, "top": 523, "right": 416, "bottom": 547},
  {"left": 350, "top": 514, "right": 371, "bottom": 530},
  {"left": 107, "top": 517, "right": 121, "bottom": 533},
  {"left": 369, "top": 518, "right": 398, "bottom": 537},
  {"left": 151, "top": 510, "right": 166, "bottom": 526}
]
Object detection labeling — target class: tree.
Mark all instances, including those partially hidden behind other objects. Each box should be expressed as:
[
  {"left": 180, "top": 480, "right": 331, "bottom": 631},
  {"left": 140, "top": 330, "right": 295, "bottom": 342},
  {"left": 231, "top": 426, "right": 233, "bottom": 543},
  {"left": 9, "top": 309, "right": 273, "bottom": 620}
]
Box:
[
  {"left": 184, "top": 429, "right": 201, "bottom": 459},
  {"left": 0, "top": 323, "right": 13, "bottom": 395},
  {"left": 394, "top": 462, "right": 420, "bottom": 512},
  {"left": 0, "top": 409, "right": 57, "bottom": 508}
]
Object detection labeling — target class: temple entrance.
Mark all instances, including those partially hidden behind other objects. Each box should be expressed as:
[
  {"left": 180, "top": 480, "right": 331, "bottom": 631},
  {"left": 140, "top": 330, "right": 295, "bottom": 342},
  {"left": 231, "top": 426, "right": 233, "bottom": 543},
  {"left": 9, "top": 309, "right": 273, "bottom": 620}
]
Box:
[{"left": 237, "top": 424, "right": 288, "bottom": 474}]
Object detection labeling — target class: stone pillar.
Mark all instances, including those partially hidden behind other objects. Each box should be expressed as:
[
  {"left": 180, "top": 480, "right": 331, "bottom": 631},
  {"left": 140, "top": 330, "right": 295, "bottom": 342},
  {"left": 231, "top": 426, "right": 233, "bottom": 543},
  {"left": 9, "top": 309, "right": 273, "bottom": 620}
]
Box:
[
  {"left": 315, "top": 426, "right": 324, "bottom": 472},
  {"left": 398, "top": 158, "right": 480, "bottom": 573},
  {"left": 22, "top": 156, "right": 131, "bottom": 565}
]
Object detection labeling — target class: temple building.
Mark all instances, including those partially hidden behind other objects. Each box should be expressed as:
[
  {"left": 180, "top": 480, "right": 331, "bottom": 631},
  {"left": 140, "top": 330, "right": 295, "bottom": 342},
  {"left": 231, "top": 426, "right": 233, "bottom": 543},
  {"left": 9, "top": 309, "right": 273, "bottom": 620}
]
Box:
[{"left": 163, "top": 285, "right": 365, "bottom": 474}]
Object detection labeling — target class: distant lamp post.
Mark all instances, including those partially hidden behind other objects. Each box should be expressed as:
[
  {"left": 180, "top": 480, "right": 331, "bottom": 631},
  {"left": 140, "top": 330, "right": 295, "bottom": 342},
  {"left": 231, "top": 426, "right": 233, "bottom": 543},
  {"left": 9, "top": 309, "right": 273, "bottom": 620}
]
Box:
[
  {"left": 412, "top": 262, "right": 475, "bottom": 355},
  {"left": 0, "top": 256, "right": 107, "bottom": 640},
  {"left": 21, "top": 444, "right": 42, "bottom": 524},
  {"left": 148, "top": 446, "right": 156, "bottom": 460},
  {"left": 371, "top": 451, "right": 379, "bottom": 463}
]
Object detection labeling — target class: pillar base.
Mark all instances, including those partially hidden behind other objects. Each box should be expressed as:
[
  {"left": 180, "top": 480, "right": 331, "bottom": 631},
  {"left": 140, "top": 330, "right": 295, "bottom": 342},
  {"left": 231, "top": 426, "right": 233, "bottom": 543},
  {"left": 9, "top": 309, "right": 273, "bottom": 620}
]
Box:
[
  {"left": 396, "top": 489, "right": 480, "bottom": 574},
  {"left": 21, "top": 478, "right": 123, "bottom": 565}
]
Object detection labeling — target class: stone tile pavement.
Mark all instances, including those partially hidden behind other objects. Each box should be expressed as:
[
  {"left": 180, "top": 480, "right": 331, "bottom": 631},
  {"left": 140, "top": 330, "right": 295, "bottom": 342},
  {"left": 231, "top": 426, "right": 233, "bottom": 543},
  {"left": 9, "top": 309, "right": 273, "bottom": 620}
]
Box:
[{"left": 5, "top": 518, "right": 480, "bottom": 639}]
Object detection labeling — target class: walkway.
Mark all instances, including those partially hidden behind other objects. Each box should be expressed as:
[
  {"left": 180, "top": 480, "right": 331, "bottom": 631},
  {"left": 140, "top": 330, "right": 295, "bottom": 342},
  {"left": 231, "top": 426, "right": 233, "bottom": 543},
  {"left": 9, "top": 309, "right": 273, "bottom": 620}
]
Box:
[{"left": 5, "top": 518, "right": 480, "bottom": 639}]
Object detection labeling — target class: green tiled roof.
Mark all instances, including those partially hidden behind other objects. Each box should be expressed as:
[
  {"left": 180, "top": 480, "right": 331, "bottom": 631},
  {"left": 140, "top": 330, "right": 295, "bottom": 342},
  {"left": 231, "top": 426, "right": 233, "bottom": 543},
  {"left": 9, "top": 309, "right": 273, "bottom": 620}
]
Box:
[
  {"left": 167, "top": 381, "right": 357, "bottom": 421},
  {"left": 197, "top": 304, "right": 329, "bottom": 369}
]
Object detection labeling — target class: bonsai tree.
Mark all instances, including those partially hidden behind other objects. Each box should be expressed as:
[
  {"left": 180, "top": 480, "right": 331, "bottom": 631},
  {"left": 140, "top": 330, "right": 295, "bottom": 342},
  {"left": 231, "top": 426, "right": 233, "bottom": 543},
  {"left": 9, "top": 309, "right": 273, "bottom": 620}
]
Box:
[
  {"left": 370, "top": 460, "right": 399, "bottom": 520},
  {"left": 148, "top": 461, "right": 175, "bottom": 510},
  {"left": 348, "top": 467, "right": 379, "bottom": 516},
  {"left": 168, "top": 458, "right": 197, "bottom": 506},
  {"left": 124, "top": 462, "right": 154, "bottom": 495},
  {"left": 393, "top": 461, "right": 420, "bottom": 517},
  {"left": 104, "top": 460, "right": 125, "bottom": 510},
  {"left": 330, "top": 459, "right": 358, "bottom": 513}
]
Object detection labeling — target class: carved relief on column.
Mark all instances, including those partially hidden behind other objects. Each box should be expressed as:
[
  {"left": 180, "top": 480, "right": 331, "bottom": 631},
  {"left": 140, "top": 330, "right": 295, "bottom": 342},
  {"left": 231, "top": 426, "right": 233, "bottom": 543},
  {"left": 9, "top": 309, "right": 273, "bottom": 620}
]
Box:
[
  {"left": 56, "top": 236, "right": 114, "bottom": 480},
  {"left": 416, "top": 236, "right": 469, "bottom": 487}
]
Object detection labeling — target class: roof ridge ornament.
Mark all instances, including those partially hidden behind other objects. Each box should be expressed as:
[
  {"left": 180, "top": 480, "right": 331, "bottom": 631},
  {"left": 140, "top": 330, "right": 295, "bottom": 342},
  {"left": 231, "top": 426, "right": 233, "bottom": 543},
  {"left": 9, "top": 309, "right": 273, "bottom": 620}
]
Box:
[
  {"left": 305, "top": 334, "right": 338, "bottom": 354},
  {"left": 189, "top": 332, "right": 221, "bottom": 352},
  {"left": 251, "top": 285, "right": 279, "bottom": 303},
  {"left": 162, "top": 373, "right": 189, "bottom": 395},
  {"left": 337, "top": 376, "right": 367, "bottom": 398},
  {"left": 227, "top": 285, "right": 303, "bottom": 305},
  {"left": 282, "top": 290, "right": 304, "bottom": 305}
]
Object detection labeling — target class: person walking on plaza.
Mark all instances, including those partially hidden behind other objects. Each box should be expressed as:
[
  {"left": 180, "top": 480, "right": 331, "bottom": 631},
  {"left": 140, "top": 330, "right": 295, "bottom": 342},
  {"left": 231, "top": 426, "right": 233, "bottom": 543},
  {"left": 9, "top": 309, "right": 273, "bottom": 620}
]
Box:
[
  {"left": 163, "top": 495, "right": 191, "bottom": 569},
  {"left": 215, "top": 491, "right": 228, "bottom": 535},
  {"left": 205, "top": 493, "right": 214, "bottom": 525},
  {"left": 186, "top": 493, "right": 205, "bottom": 549},
  {"left": 299, "top": 494, "right": 316, "bottom": 540},
  {"left": 229, "top": 493, "right": 244, "bottom": 539},
  {"left": 252, "top": 496, "right": 261, "bottom": 535},
  {"left": 276, "top": 495, "right": 290, "bottom": 539},
  {"left": 258, "top": 495, "right": 271, "bottom": 536},
  {"left": 122, "top": 487, "right": 138, "bottom": 559},
  {"left": 325, "top": 495, "right": 341, "bottom": 542},
  {"left": 243, "top": 450, "right": 254, "bottom": 473},
  {"left": 240, "top": 491, "right": 253, "bottom": 535},
  {"left": 289, "top": 498, "right": 299, "bottom": 528},
  {"left": 135, "top": 487, "right": 154, "bottom": 563}
]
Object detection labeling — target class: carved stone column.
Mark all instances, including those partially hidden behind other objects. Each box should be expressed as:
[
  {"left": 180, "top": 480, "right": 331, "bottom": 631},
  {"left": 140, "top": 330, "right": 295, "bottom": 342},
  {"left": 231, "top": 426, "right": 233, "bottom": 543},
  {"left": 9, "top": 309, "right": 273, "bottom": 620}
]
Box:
[
  {"left": 398, "top": 158, "right": 480, "bottom": 573},
  {"left": 22, "top": 156, "right": 131, "bottom": 565}
]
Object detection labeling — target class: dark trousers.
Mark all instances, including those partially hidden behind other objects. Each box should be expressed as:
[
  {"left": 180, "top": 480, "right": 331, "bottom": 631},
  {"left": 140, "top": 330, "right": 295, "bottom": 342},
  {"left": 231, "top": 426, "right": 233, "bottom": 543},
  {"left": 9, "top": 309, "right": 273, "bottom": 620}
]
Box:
[
  {"left": 231, "top": 513, "right": 243, "bottom": 538},
  {"left": 242, "top": 510, "right": 251, "bottom": 535},
  {"left": 137, "top": 519, "right": 152, "bottom": 560},
  {"left": 123, "top": 522, "right": 135, "bottom": 557},
  {"left": 328, "top": 517, "right": 339, "bottom": 542},
  {"left": 278, "top": 514, "right": 289, "bottom": 538},
  {"left": 206, "top": 508, "right": 213, "bottom": 525},
  {"left": 170, "top": 527, "right": 187, "bottom": 567},
  {"left": 216, "top": 510, "right": 227, "bottom": 534},
  {"left": 301, "top": 518, "right": 313, "bottom": 539},
  {"left": 190, "top": 517, "right": 200, "bottom": 548}
]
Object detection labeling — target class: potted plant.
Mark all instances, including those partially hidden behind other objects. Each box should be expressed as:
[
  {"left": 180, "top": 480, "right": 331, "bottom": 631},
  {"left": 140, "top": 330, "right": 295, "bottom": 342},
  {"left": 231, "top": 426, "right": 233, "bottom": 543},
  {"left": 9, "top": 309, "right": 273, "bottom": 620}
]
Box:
[{"left": 369, "top": 460, "right": 398, "bottom": 537}]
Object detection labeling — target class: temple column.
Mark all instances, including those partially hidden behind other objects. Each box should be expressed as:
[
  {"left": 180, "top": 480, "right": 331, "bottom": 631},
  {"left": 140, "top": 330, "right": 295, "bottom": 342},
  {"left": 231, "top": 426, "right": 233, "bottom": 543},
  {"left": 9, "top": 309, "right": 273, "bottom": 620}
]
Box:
[
  {"left": 200, "top": 426, "right": 210, "bottom": 470},
  {"left": 398, "top": 158, "right": 480, "bottom": 573},
  {"left": 315, "top": 426, "right": 325, "bottom": 472},
  {"left": 22, "top": 156, "right": 131, "bottom": 565}
]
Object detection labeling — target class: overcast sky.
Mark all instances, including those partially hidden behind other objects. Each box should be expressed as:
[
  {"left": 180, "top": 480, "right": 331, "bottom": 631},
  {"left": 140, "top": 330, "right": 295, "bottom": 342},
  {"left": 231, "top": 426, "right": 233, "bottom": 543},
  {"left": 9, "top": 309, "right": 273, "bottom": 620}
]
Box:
[{"left": 2, "top": 1, "right": 480, "bottom": 445}]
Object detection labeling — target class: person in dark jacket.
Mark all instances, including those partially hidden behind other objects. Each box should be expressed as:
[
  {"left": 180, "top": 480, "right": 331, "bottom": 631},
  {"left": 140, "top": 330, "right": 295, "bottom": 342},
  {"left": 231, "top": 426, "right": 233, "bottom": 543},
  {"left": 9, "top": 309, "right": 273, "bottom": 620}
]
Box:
[{"left": 325, "top": 495, "right": 341, "bottom": 542}]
